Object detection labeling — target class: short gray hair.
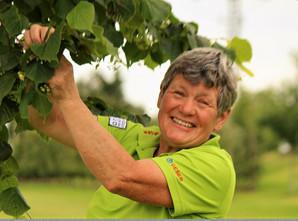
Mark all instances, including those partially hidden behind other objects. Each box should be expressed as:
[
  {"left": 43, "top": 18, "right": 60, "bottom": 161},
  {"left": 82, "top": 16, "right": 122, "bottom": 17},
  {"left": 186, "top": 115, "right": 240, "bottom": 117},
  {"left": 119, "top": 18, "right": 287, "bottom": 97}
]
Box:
[{"left": 160, "top": 47, "right": 238, "bottom": 116}]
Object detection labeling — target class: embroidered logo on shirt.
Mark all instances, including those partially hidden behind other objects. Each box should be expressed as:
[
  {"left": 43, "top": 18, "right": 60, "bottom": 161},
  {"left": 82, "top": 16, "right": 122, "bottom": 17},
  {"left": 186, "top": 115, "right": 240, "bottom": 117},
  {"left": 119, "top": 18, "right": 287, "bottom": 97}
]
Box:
[
  {"left": 108, "top": 117, "right": 127, "bottom": 129},
  {"left": 166, "top": 157, "right": 184, "bottom": 182},
  {"left": 143, "top": 130, "right": 159, "bottom": 136}
]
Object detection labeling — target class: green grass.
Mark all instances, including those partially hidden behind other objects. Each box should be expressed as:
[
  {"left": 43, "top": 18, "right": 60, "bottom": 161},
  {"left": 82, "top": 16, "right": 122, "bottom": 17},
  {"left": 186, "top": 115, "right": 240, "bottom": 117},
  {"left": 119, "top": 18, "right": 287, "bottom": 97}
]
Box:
[
  {"left": 228, "top": 151, "right": 298, "bottom": 218},
  {"left": 228, "top": 191, "right": 298, "bottom": 218},
  {"left": 1, "top": 151, "right": 298, "bottom": 218},
  {"left": 0, "top": 179, "right": 98, "bottom": 219}
]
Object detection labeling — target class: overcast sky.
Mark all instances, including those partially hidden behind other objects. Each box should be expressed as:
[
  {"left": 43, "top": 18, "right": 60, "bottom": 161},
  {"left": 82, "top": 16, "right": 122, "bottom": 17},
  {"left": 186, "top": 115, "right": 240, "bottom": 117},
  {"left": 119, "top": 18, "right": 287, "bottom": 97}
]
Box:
[{"left": 73, "top": 0, "right": 298, "bottom": 117}]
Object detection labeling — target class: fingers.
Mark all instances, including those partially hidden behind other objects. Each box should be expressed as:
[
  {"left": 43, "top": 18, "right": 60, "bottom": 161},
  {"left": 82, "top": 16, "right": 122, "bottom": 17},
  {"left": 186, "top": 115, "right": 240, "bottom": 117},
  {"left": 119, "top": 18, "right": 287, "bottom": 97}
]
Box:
[
  {"left": 40, "top": 26, "right": 55, "bottom": 42},
  {"left": 23, "top": 30, "right": 32, "bottom": 50},
  {"left": 23, "top": 24, "right": 55, "bottom": 49}
]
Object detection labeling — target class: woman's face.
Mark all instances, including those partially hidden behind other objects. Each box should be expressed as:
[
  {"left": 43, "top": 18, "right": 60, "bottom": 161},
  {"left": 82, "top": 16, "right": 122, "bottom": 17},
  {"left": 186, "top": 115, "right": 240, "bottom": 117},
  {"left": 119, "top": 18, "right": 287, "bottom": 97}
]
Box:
[{"left": 157, "top": 74, "right": 230, "bottom": 151}]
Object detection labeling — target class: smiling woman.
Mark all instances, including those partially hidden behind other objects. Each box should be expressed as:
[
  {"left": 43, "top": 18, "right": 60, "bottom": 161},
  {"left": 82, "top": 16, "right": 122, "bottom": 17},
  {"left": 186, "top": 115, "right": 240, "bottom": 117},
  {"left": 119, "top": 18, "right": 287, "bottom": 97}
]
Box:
[
  {"left": 23, "top": 25, "right": 239, "bottom": 217},
  {"left": 156, "top": 47, "right": 237, "bottom": 153},
  {"left": 0, "top": 0, "right": 247, "bottom": 217}
]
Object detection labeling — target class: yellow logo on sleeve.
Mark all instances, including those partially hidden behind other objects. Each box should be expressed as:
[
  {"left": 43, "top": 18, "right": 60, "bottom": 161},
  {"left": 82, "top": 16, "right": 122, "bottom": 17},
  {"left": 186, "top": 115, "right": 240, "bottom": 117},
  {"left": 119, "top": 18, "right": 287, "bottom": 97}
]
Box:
[{"left": 166, "top": 158, "right": 184, "bottom": 182}]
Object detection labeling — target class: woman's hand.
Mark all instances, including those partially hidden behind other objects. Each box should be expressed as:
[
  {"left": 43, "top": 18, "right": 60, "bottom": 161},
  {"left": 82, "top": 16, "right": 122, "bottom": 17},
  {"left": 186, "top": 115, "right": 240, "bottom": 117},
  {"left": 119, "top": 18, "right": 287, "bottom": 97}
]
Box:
[
  {"left": 47, "top": 55, "right": 80, "bottom": 104},
  {"left": 23, "top": 24, "right": 55, "bottom": 49},
  {"left": 23, "top": 24, "right": 80, "bottom": 104}
]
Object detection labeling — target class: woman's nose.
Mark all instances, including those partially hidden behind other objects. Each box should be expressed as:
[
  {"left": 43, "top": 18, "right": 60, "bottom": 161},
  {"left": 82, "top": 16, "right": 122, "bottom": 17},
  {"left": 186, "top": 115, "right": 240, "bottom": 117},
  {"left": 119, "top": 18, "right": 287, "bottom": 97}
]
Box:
[{"left": 178, "top": 99, "right": 195, "bottom": 115}]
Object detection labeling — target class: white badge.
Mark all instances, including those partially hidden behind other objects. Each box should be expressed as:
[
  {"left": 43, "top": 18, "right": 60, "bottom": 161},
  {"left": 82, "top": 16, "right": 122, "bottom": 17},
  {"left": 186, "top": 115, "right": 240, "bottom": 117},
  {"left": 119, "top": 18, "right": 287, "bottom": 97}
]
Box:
[{"left": 108, "top": 117, "right": 127, "bottom": 129}]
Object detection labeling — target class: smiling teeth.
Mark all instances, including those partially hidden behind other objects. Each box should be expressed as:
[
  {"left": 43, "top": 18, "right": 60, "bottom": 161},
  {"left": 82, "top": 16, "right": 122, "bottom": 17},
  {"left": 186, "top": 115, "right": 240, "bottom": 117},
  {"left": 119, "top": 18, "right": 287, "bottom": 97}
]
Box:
[{"left": 172, "top": 117, "right": 194, "bottom": 128}]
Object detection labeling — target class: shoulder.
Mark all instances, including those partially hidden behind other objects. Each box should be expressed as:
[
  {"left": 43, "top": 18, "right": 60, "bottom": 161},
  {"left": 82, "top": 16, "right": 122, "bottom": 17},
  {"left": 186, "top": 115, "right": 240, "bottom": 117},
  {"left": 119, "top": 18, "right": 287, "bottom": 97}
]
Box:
[
  {"left": 96, "top": 115, "right": 160, "bottom": 145},
  {"left": 181, "top": 135, "right": 235, "bottom": 186},
  {"left": 152, "top": 135, "right": 235, "bottom": 218}
]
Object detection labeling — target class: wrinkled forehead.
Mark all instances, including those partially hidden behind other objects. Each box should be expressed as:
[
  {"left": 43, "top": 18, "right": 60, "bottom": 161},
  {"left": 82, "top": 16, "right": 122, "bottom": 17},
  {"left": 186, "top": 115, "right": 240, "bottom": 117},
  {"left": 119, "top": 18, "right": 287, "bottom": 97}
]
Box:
[
  {"left": 166, "top": 74, "right": 220, "bottom": 97},
  {"left": 166, "top": 73, "right": 220, "bottom": 92}
]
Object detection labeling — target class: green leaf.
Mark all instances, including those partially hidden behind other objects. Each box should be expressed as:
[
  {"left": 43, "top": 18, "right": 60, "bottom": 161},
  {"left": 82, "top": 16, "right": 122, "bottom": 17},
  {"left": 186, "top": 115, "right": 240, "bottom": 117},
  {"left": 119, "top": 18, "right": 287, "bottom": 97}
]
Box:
[
  {"left": 119, "top": 8, "right": 144, "bottom": 31},
  {"left": 69, "top": 50, "right": 94, "bottom": 65},
  {"left": 113, "top": 0, "right": 137, "bottom": 21},
  {"left": 103, "top": 22, "right": 124, "bottom": 47},
  {"left": 228, "top": 37, "right": 252, "bottom": 62},
  {"left": 0, "top": 99, "right": 18, "bottom": 127},
  {"left": 0, "top": 157, "right": 19, "bottom": 176},
  {"left": 61, "top": 31, "right": 95, "bottom": 65},
  {"left": 30, "top": 23, "right": 64, "bottom": 63},
  {"left": 140, "top": 0, "right": 171, "bottom": 23},
  {"left": 196, "top": 35, "right": 211, "bottom": 47},
  {"left": 159, "top": 37, "right": 180, "bottom": 61},
  {"left": 92, "top": 25, "right": 118, "bottom": 55},
  {"left": 54, "top": 0, "right": 76, "bottom": 19},
  {"left": 31, "top": 90, "right": 52, "bottom": 117},
  {"left": 85, "top": 96, "right": 107, "bottom": 115},
  {"left": 0, "top": 1, "right": 10, "bottom": 13},
  {"left": 19, "top": 0, "right": 42, "bottom": 10},
  {"left": 0, "top": 141, "right": 12, "bottom": 162},
  {"left": 0, "top": 27, "right": 9, "bottom": 46},
  {"left": 9, "top": 77, "right": 25, "bottom": 104},
  {"left": 14, "top": 115, "right": 32, "bottom": 133},
  {"left": 13, "top": 0, "right": 41, "bottom": 21},
  {"left": 0, "top": 5, "right": 29, "bottom": 37},
  {"left": 0, "top": 188, "right": 30, "bottom": 217},
  {"left": 187, "top": 34, "right": 197, "bottom": 49},
  {"left": 0, "top": 175, "right": 18, "bottom": 193},
  {"left": 80, "top": 25, "right": 118, "bottom": 58},
  {"left": 94, "top": 0, "right": 107, "bottom": 25},
  {"left": 144, "top": 54, "right": 159, "bottom": 69},
  {"left": 0, "top": 72, "right": 17, "bottom": 105},
  {"left": 212, "top": 41, "right": 236, "bottom": 61},
  {"left": 0, "top": 45, "right": 19, "bottom": 72},
  {"left": 66, "top": 1, "right": 95, "bottom": 32},
  {"left": 185, "top": 22, "right": 198, "bottom": 35},
  {"left": 24, "top": 62, "right": 54, "bottom": 84},
  {"left": 131, "top": 114, "right": 151, "bottom": 126},
  {"left": 0, "top": 125, "right": 8, "bottom": 142},
  {"left": 84, "top": 96, "right": 151, "bottom": 126},
  {"left": 36, "top": 1, "right": 55, "bottom": 23},
  {"left": 123, "top": 42, "right": 147, "bottom": 66},
  {"left": 236, "top": 61, "right": 254, "bottom": 77},
  {"left": 19, "top": 89, "right": 34, "bottom": 119}
]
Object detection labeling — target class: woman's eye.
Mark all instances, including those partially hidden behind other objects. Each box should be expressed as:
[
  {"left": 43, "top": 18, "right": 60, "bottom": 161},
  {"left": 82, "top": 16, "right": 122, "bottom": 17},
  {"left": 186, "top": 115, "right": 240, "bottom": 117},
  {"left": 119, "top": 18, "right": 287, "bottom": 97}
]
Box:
[
  {"left": 174, "top": 91, "right": 184, "bottom": 96},
  {"left": 197, "top": 100, "right": 210, "bottom": 106}
]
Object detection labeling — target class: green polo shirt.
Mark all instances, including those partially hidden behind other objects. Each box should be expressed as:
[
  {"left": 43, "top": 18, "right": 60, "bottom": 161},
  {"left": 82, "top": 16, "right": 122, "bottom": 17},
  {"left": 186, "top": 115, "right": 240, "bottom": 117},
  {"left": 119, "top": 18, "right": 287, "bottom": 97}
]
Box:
[{"left": 86, "top": 116, "right": 236, "bottom": 219}]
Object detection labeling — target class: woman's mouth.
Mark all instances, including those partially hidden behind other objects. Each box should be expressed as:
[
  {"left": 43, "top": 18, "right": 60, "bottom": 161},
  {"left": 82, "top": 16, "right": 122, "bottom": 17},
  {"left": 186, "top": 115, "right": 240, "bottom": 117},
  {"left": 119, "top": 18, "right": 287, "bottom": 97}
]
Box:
[{"left": 171, "top": 117, "right": 195, "bottom": 128}]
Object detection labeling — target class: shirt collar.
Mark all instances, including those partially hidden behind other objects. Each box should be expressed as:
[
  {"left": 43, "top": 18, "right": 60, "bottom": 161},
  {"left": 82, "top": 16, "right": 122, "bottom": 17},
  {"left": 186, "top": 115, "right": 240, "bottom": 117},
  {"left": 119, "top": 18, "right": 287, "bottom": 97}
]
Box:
[{"left": 136, "top": 130, "right": 221, "bottom": 159}]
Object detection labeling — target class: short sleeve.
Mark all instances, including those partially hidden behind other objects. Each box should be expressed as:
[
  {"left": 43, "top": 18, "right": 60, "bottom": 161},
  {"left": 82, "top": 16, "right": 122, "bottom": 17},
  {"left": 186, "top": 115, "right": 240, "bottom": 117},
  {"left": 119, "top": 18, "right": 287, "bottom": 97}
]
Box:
[
  {"left": 152, "top": 147, "right": 236, "bottom": 218},
  {"left": 96, "top": 115, "right": 142, "bottom": 154}
]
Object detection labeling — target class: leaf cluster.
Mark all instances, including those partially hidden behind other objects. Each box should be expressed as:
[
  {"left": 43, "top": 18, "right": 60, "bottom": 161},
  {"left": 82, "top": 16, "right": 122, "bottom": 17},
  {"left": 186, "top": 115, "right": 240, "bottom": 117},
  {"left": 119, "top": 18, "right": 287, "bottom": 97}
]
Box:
[{"left": 0, "top": 127, "right": 30, "bottom": 217}]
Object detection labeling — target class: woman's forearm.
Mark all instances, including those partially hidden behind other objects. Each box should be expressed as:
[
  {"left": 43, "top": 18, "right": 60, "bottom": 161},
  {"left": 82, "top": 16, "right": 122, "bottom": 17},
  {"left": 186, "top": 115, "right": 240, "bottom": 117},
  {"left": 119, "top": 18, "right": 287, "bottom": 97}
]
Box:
[
  {"left": 28, "top": 104, "right": 75, "bottom": 148},
  {"left": 57, "top": 98, "right": 136, "bottom": 189}
]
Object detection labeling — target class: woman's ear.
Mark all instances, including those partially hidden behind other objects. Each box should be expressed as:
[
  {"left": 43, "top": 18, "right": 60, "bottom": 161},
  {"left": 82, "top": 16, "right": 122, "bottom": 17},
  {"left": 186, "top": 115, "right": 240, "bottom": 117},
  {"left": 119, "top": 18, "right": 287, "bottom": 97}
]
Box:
[{"left": 214, "top": 110, "right": 231, "bottom": 132}]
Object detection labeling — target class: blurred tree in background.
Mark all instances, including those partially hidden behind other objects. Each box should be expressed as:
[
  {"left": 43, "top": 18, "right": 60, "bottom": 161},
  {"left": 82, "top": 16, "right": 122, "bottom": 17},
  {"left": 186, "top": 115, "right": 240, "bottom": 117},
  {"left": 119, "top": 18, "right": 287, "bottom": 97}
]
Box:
[
  {"left": 260, "top": 52, "right": 298, "bottom": 151},
  {"left": 261, "top": 83, "right": 298, "bottom": 151},
  {"left": 220, "top": 89, "right": 280, "bottom": 190},
  {"left": 220, "top": 52, "right": 298, "bottom": 190}
]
